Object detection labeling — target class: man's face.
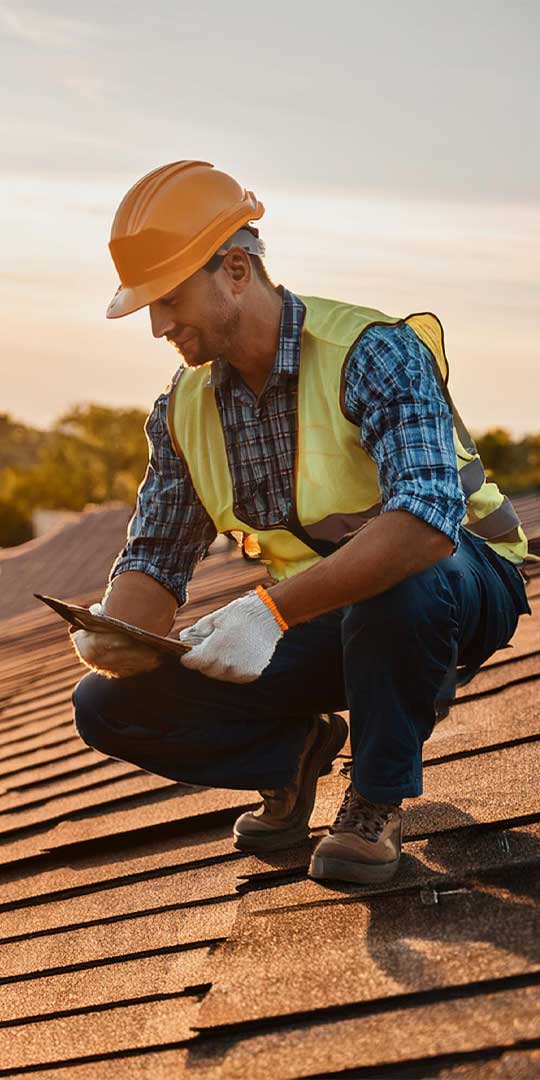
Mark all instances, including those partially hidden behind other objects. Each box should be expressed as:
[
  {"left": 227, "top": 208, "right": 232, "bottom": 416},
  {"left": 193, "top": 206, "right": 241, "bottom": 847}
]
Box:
[{"left": 149, "top": 258, "right": 241, "bottom": 367}]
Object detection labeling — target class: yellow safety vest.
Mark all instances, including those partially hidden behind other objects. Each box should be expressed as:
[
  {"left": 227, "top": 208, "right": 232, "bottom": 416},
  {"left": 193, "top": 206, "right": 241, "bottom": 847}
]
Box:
[{"left": 167, "top": 295, "right": 528, "bottom": 581}]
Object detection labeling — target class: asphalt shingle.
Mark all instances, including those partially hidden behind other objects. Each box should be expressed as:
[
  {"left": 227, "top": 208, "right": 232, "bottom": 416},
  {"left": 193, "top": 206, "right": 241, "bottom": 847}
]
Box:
[
  {"left": 195, "top": 865, "right": 540, "bottom": 1029},
  {"left": 0, "top": 995, "right": 201, "bottom": 1072}
]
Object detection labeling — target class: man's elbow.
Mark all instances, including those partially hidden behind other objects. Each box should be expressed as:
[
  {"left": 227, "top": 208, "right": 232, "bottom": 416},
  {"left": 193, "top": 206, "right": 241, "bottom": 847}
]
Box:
[
  {"left": 420, "top": 519, "right": 455, "bottom": 563},
  {"left": 397, "top": 511, "right": 455, "bottom": 568},
  {"left": 433, "top": 531, "right": 454, "bottom": 560}
]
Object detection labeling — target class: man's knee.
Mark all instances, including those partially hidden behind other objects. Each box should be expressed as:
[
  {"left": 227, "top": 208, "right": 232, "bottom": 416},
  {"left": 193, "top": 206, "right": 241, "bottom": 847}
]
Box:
[
  {"left": 72, "top": 672, "right": 123, "bottom": 751},
  {"left": 344, "top": 561, "right": 456, "bottom": 642}
]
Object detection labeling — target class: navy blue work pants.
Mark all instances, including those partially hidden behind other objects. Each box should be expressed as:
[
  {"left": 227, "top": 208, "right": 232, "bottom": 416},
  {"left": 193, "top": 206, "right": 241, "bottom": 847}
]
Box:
[{"left": 72, "top": 530, "right": 530, "bottom": 804}]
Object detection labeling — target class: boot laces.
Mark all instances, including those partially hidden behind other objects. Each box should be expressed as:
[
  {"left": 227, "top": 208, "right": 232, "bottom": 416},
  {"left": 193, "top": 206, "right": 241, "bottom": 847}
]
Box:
[{"left": 332, "top": 784, "right": 397, "bottom": 843}]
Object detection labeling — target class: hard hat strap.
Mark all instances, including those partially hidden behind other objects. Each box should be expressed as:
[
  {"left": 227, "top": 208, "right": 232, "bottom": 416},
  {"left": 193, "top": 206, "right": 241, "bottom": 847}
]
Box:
[{"left": 216, "top": 227, "right": 266, "bottom": 257}]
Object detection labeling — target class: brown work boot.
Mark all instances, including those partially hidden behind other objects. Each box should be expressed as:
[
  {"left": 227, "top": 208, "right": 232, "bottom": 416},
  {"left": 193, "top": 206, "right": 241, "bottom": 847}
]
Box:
[
  {"left": 233, "top": 713, "right": 348, "bottom": 853},
  {"left": 309, "top": 783, "right": 403, "bottom": 884}
]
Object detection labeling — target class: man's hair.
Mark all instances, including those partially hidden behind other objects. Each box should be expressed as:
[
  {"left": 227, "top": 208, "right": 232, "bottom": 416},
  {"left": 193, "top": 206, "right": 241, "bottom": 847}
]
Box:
[{"left": 203, "top": 250, "right": 273, "bottom": 287}]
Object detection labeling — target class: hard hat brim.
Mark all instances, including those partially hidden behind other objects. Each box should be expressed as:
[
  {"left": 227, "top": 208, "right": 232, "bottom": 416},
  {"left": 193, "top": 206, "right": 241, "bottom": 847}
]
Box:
[{"left": 106, "top": 265, "right": 199, "bottom": 319}]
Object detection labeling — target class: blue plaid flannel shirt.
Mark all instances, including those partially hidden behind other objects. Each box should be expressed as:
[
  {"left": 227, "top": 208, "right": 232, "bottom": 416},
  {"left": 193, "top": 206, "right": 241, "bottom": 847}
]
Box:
[{"left": 108, "top": 288, "right": 465, "bottom": 605}]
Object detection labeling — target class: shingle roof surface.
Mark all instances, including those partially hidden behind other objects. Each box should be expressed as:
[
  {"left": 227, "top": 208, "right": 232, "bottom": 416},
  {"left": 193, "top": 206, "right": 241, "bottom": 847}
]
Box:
[
  {"left": 0, "top": 509, "right": 539, "bottom": 1078},
  {"left": 0, "top": 503, "right": 133, "bottom": 621}
]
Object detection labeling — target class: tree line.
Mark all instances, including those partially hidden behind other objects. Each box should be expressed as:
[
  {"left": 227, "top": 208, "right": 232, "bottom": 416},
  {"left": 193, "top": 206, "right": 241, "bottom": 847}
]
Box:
[
  {"left": 0, "top": 406, "right": 148, "bottom": 546},
  {"left": 0, "top": 406, "right": 539, "bottom": 548}
]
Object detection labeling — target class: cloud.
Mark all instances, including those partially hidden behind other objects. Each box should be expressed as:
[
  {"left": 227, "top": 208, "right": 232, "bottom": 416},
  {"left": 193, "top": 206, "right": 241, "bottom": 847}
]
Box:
[{"left": 0, "top": 2, "right": 103, "bottom": 49}]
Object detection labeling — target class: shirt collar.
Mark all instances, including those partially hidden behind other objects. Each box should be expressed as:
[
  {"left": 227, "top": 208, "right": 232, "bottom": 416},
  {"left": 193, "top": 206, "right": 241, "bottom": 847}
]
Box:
[{"left": 206, "top": 287, "right": 306, "bottom": 389}]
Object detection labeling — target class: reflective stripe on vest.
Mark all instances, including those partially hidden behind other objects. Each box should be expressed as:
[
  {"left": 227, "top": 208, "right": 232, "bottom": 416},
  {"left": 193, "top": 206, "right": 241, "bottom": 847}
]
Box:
[
  {"left": 466, "top": 496, "right": 521, "bottom": 541},
  {"left": 167, "top": 295, "right": 528, "bottom": 578},
  {"left": 459, "top": 457, "right": 485, "bottom": 498}
]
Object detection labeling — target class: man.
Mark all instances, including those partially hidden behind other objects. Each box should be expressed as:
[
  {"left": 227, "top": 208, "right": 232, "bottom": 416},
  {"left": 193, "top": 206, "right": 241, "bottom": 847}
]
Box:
[{"left": 72, "top": 160, "right": 531, "bottom": 884}]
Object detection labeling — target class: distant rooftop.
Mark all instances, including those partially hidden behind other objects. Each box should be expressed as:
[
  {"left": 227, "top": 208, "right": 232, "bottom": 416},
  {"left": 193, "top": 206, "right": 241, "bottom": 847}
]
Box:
[{"left": 0, "top": 502, "right": 132, "bottom": 622}]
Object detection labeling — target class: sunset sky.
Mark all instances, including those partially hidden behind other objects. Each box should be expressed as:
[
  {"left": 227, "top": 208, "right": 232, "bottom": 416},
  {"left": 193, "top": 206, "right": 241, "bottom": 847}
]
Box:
[{"left": 2, "top": 0, "right": 539, "bottom": 434}]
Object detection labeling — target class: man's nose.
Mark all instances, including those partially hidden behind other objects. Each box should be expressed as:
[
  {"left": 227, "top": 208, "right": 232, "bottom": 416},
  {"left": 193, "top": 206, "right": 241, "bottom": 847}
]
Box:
[{"left": 149, "top": 301, "right": 176, "bottom": 339}]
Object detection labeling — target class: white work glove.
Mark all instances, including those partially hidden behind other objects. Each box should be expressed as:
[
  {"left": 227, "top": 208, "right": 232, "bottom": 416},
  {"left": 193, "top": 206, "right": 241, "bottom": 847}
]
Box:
[
  {"left": 179, "top": 591, "right": 284, "bottom": 683},
  {"left": 70, "top": 603, "right": 161, "bottom": 679}
]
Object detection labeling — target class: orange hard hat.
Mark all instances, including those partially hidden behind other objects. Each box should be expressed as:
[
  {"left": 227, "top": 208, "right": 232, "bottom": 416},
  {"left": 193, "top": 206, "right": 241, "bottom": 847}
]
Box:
[{"left": 106, "top": 160, "right": 265, "bottom": 319}]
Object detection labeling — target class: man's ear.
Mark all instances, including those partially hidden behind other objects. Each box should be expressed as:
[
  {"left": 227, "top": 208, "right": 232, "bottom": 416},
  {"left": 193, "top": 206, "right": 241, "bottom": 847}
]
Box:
[{"left": 222, "top": 248, "right": 252, "bottom": 292}]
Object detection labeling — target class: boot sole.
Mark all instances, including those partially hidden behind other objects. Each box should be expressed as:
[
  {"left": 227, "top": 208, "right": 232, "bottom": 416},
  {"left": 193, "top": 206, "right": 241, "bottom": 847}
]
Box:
[
  {"left": 233, "top": 713, "right": 348, "bottom": 853},
  {"left": 308, "top": 853, "right": 400, "bottom": 884}
]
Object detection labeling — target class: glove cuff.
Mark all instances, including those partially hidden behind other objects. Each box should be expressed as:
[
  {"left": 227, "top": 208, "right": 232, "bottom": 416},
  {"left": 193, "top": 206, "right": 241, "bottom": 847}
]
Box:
[{"left": 255, "top": 585, "right": 289, "bottom": 632}]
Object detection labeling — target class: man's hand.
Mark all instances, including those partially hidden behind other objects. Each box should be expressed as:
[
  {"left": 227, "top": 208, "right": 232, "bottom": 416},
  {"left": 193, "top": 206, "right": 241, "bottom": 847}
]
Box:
[
  {"left": 179, "top": 591, "right": 284, "bottom": 683},
  {"left": 70, "top": 603, "right": 161, "bottom": 679}
]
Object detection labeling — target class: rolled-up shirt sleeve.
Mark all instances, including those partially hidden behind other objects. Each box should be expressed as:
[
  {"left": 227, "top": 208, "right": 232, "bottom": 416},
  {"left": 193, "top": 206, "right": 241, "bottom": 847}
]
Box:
[
  {"left": 343, "top": 321, "right": 466, "bottom": 547},
  {"left": 106, "top": 386, "right": 217, "bottom": 606}
]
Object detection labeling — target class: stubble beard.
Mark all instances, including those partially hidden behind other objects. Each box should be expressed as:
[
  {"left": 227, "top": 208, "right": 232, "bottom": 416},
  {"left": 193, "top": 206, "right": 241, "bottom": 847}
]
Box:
[
  {"left": 170, "top": 287, "right": 241, "bottom": 368},
  {"left": 196, "top": 291, "right": 241, "bottom": 366}
]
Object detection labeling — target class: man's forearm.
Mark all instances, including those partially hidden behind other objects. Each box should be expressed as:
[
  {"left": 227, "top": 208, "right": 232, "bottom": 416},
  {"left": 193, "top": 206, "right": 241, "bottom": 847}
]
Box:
[
  {"left": 268, "top": 511, "right": 454, "bottom": 627},
  {"left": 103, "top": 571, "right": 178, "bottom": 636}
]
